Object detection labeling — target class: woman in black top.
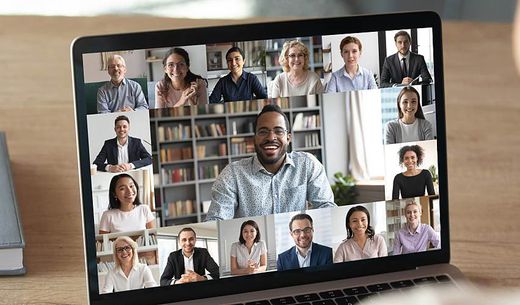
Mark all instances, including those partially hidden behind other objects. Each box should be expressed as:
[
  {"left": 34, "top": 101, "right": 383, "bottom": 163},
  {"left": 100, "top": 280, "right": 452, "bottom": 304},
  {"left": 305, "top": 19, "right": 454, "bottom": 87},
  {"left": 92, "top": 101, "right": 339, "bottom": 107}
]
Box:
[{"left": 392, "top": 145, "right": 435, "bottom": 199}]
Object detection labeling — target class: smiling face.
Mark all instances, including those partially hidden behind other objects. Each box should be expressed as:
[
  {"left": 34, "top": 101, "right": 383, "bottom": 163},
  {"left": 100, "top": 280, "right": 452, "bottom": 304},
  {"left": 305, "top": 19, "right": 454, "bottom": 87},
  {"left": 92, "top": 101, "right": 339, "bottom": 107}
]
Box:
[
  {"left": 114, "top": 119, "right": 129, "bottom": 141},
  {"left": 226, "top": 51, "right": 244, "bottom": 76},
  {"left": 164, "top": 53, "right": 188, "bottom": 83},
  {"left": 114, "top": 240, "right": 133, "bottom": 266},
  {"left": 290, "top": 219, "right": 313, "bottom": 249},
  {"left": 287, "top": 46, "right": 306, "bottom": 72},
  {"left": 399, "top": 91, "right": 419, "bottom": 119},
  {"left": 348, "top": 211, "right": 368, "bottom": 238},
  {"left": 114, "top": 177, "right": 137, "bottom": 206},
  {"left": 402, "top": 150, "right": 418, "bottom": 171},
  {"left": 179, "top": 230, "right": 196, "bottom": 256},
  {"left": 341, "top": 42, "right": 361, "bottom": 69},
  {"left": 241, "top": 224, "right": 257, "bottom": 244},
  {"left": 254, "top": 111, "right": 291, "bottom": 170},
  {"left": 405, "top": 203, "right": 422, "bottom": 227},
  {"left": 395, "top": 34, "right": 411, "bottom": 56},
  {"left": 107, "top": 57, "right": 127, "bottom": 84}
]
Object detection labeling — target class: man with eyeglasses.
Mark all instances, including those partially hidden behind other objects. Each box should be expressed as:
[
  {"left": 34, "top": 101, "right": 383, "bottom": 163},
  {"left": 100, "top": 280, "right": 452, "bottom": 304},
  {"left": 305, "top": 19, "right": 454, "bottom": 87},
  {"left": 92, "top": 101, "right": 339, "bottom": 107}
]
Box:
[
  {"left": 97, "top": 54, "right": 149, "bottom": 113},
  {"left": 159, "top": 227, "right": 220, "bottom": 285},
  {"left": 277, "top": 213, "right": 332, "bottom": 271},
  {"left": 205, "top": 104, "right": 336, "bottom": 221}
]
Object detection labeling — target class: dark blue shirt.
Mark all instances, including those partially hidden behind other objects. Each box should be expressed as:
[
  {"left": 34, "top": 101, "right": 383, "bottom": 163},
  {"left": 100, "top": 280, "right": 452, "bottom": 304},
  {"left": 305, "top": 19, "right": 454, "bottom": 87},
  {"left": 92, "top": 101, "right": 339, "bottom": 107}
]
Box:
[{"left": 209, "top": 71, "right": 267, "bottom": 103}]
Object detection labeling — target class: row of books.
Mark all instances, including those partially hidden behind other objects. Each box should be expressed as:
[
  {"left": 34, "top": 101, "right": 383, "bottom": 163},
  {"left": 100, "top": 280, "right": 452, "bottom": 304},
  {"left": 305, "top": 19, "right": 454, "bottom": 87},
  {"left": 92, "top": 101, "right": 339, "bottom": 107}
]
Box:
[
  {"left": 161, "top": 168, "right": 194, "bottom": 184},
  {"left": 194, "top": 123, "right": 226, "bottom": 138},
  {"left": 160, "top": 147, "right": 193, "bottom": 162},
  {"left": 150, "top": 106, "right": 192, "bottom": 118},
  {"left": 158, "top": 124, "right": 191, "bottom": 142},
  {"left": 292, "top": 113, "right": 321, "bottom": 130},
  {"left": 196, "top": 143, "right": 227, "bottom": 159},
  {"left": 198, "top": 164, "right": 222, "bottom": 180},
  {"left": 230, "top": 137, "right": 255, "bottom": 155},
  {"left": 231, "top": 121, "right": 254, "bottom": 135},
  {"left": 95, "top": 234, "right": 157, "bottom": 253},
  {"left": 165, "top": 200, "right": 195, "bottom": 218},
  {"left": 304, "top": 133, "right": 321, "bottom": 147}
]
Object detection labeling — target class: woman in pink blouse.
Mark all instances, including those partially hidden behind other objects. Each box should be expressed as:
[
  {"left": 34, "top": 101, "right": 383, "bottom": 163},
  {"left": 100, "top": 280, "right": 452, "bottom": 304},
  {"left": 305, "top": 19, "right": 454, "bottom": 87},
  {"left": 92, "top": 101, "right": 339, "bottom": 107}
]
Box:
[
  {"left": 155, "top": 47, "right": 208, "bottom": 108},
  {"left": 334, "top": 205, "right": 387, "bottom": 262}
]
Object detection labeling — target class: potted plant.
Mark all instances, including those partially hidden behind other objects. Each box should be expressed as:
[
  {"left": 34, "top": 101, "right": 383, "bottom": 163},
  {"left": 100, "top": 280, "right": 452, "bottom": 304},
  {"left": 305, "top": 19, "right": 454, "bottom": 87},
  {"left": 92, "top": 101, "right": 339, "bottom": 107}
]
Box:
[
  {"left": 428, "top": 165, "right": 439, "bottom": 194},
  {"left": 331, "top": 172, "right": 358, "bottom": 206}
]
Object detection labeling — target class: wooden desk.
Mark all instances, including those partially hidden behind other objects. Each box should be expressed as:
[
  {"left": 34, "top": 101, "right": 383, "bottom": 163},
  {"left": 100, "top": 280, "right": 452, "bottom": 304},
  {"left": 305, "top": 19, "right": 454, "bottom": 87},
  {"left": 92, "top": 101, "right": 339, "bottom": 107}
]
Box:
[{"left": 0, "top": 16, "right": 519, "bottom": 304}]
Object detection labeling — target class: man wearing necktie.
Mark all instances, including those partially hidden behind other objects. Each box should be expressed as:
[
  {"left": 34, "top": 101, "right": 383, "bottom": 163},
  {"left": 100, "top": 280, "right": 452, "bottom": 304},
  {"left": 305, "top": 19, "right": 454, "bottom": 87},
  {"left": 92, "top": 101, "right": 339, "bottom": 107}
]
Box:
[{"left": 380, "top": 30, "right": 432, "bottom": 87}]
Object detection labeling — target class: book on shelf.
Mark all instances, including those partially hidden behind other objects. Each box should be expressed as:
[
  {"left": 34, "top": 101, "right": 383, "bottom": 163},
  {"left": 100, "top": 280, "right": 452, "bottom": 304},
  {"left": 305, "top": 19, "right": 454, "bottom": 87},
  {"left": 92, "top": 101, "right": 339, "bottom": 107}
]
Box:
[
  {"left": 304, "top": 133, "right": 320, "bottom": 147},
  {"left": 218, "top": 143, "right": 227, "bottom": 156},
  {"left": 161, "top": 168, "right": 194, "bottom": 184},
  {"left": 166, "top": 200, "right": 195, "bottom": 217},
  {"left": 0, "top": 132, "right": 25, "bottom": 275},
  {"left": 158, "top": 124, "right": 192, "bottom": 142},
  {"left": 198, "top": 164, "right": 222, "bottom": 180},
  {"left": 230, "top": 137, "right": 255, "bottom": 155},
  {"left": 195, "top": 123, "right": 226, "bottom": 138},
  {"left": 160, "top": 147, "right": 193, "bottom": 162},
  {"left": 293, "top": 113, "right": 321, "bottom": 130},
  {"left": 151, "top": 106, "right": 191, "bottom": 118}
]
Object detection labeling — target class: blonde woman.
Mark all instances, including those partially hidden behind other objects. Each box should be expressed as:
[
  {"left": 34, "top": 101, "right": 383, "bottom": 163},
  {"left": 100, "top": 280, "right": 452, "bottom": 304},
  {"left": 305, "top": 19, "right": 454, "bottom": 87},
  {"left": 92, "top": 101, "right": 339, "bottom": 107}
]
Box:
[
  {"left": 101, "top": 236, "right": 157, "bottom": 293},
  {"left": 270, "top": 40, "right": 324, "bottom": 98}
]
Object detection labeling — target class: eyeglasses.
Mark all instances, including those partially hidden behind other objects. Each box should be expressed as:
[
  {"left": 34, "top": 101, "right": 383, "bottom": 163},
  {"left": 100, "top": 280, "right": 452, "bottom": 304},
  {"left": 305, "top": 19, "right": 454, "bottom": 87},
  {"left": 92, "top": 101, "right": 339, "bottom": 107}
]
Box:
[
  {"left": 166, "top": 62, "right": 187, "bottom": 69},
  {"left": 115, "top": 246, "right": 132, "bottom": 253},
  {"left": 291, "top": 227, "right": 313, "bottom": 235},
  {"left": 287, "top": 53, "right": 305, "bottom": 59},
  {"left": 255, "top": 127, "right": 288, "bottom": 137}
]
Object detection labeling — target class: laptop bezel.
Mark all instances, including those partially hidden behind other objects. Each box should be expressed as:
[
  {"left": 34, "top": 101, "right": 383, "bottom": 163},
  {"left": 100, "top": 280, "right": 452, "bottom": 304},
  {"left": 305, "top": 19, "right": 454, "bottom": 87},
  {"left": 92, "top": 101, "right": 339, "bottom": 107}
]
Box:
[{"left": 71, "top": 11, "right": 448, "bottom": 305}]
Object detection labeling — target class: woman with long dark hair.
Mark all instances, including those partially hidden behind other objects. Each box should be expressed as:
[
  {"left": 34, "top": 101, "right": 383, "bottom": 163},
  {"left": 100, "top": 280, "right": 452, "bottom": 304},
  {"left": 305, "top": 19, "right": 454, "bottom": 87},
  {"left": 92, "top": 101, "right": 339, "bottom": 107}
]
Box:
[
  {"left": 334, "top": 206, "right": 387, "bottom": 262},
  {"left": 155, "top": 47, "right": 208, "bottom": 107}
]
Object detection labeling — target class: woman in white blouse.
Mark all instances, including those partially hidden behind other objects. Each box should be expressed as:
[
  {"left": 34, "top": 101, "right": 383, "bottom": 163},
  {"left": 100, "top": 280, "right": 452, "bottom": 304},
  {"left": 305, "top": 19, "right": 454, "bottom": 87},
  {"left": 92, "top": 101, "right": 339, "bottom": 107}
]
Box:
[
  {"left": 334, "top": 205, "right": 387, "bottom": 262},
  {"left": 99, "top": 174, "right": 155, "bottom": 234},
  {"left": 270, "top": 40, "right": 324, "bottom": 98},
  {"left": 230, "top": 220, "right": 267, "bottom": 275},
  {"left": 101, "top": 236, "right": 157, "bottom": 293}
]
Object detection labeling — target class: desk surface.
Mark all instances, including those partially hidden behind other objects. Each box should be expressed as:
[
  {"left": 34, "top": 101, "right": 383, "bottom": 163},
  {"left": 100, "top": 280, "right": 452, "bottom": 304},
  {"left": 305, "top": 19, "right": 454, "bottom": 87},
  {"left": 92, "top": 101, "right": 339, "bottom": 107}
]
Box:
[{"left": 0, "top": 15, "right": 519, "bottom": 304}]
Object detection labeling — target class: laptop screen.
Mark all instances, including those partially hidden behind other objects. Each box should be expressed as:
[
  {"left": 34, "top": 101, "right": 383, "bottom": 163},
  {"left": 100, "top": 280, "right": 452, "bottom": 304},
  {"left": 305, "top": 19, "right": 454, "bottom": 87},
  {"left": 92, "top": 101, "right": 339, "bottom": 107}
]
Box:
[{"left": 72, "top": 12, "right": 447, "bottom": 304}]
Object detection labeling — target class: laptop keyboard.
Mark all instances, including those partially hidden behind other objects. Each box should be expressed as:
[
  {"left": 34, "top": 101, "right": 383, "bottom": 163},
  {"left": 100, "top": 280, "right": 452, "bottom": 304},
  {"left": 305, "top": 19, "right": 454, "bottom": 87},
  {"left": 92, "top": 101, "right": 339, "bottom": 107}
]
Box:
[{"left": 234, "top": 275, "right": 453, "bottom": 305}]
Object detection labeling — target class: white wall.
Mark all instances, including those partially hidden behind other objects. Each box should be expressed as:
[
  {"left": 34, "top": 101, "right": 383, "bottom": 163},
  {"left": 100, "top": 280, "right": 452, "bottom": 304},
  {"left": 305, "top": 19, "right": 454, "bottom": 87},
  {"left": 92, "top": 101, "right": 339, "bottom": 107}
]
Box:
[
  {"left": 86, "top": 110, "right": 152, "bottom": 164},
  {"left": 321, "top": 92, "right": 348, "bottom": 183},
  {"left": 83, "top": 50, "right": 148, "bottom": 83}
]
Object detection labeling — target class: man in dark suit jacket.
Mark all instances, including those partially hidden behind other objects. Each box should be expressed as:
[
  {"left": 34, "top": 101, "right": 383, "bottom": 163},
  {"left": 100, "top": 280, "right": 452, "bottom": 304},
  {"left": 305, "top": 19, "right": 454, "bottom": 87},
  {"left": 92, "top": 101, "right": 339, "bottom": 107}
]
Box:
[
  {"left": 160, "top": 228, "right": 220, "bottom": 285},
  {"left": 93, "top": 115, "right": 152, "bottom": 172},
  {"left": 380, "top": 30, "right": 432, "bottom": 88},
  {"left": 277, "top": 213, "right": 333, "bottom": 271}
]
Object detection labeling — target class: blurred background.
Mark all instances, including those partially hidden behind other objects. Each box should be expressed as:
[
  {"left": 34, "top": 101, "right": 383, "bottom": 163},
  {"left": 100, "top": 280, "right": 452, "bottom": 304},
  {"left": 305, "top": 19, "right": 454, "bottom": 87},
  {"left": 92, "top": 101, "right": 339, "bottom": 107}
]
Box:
[{"left": 1, "top": 0, "right": 516, "bottom": 22}]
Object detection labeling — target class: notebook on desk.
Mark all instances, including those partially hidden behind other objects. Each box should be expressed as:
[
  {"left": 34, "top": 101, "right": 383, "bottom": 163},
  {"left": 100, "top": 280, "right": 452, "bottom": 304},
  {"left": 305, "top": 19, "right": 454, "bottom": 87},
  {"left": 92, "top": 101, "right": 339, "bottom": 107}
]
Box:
[{"left": 71, "top": 12, "right": 465, "bottom": 305}]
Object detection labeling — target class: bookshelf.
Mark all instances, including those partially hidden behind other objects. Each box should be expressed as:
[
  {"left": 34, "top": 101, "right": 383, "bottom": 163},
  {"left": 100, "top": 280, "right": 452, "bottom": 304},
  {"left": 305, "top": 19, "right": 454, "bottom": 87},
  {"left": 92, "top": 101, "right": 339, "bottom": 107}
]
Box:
[
  {"left": 96, "top": 229, "right": 159, "bottom": 289},
  {"left": 150, "top": 96, "right": 325, "bottom": 226}
]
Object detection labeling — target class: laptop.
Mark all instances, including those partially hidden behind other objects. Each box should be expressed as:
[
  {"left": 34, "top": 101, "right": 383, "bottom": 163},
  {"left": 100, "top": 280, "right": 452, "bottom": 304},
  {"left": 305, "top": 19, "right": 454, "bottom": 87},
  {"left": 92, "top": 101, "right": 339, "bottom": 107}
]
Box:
[{"left": 71, "top": 11, "right": 465, "bottom": 305}]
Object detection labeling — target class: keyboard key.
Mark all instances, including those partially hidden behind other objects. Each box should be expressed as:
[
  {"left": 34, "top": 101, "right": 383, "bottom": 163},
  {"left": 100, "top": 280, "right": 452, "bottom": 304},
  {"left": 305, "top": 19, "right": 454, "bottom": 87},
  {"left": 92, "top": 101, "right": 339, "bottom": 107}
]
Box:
[
  {"left": 356, "top": 293, "right": 377, "bottom": 301},
  {"left": 335, "top": 296, "right": 358, "bottom": 305},
  {"left": 366, "top": 283, "right": 391, "bottom": 292},
  {"left": 311, "top": 300, "right": 335, "bottom": 305},
  {"left": 245, "top": 301, "right": 270, "bottom": 305},
  {"left": 319, "top": 290, "right": 344, "bottom": 299},
  {"left": 343, "top": 286, "right": 368, "bottom": 295},
  {"left": 295, "top": 293, "right": 320, "bottom": 302},
  {"left": 436, "top": 275, "right": 452, "bottom": 282},
  {"left": 413, "top": 277, "right": 437, "bottom": 285},
  {"left": 390, "top": 280, "right": 415, "bottom": 288},
  {"left": 270, "top": 296, "right": 296, "bottom": 305}
]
